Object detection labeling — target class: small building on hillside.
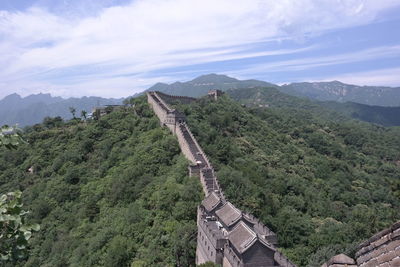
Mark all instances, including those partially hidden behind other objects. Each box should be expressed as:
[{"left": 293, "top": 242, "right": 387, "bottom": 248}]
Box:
[
  {"left": 92, "top": 105, "right": 125, "bottom": 119},
  {"left": 164, "top": 109, "right": 186, "bottom": 134},
  {"left": 208, "top": 90, "right": 224, "bottom": 100}
]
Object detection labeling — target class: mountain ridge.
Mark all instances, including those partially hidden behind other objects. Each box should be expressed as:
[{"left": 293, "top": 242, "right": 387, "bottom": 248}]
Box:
[
  {"left": 280, "top": 81, "right": 400, "bottom": 106},
  {"left": 147, "top": 74, "right": 400, "bottom": 107},
  {"left": 2, "top": 73, "right": 400, "bottom": 127},
  {"left": 0, "top": 93, "right": 123, "bottom": 126}
]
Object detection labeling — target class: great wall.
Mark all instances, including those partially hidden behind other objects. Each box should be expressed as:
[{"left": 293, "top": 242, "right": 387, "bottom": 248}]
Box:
[{"left": 146, "top": 90, "right": 400, "bottom": 267}]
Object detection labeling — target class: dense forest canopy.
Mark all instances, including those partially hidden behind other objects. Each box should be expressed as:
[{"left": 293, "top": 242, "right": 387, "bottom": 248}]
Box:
[{"left": 0, "top": 97, "right": 201, "bottom": 266}]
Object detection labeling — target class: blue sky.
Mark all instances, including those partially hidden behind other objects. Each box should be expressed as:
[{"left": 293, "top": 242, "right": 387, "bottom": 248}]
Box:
[{"left": 1, "top": 0, "right": 400, "bottom": 98}]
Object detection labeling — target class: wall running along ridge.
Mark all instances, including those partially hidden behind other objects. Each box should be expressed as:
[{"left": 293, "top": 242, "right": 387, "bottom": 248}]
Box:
[
  {"left": 147, "top": 91, "right": 295, "bottom": 267},
  {"left": 146, "top": 91, "right": 400, "bottom": 267}
]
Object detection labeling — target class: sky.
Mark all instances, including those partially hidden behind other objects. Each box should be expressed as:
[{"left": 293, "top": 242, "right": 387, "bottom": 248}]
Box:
[{"left": 0, "top": 0, "right": 400, "bottom": 99}]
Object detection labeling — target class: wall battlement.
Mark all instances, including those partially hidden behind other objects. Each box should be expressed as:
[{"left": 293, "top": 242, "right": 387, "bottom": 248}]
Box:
[{"left": 154, "top": 91, "right": 197, "bottom": 105}]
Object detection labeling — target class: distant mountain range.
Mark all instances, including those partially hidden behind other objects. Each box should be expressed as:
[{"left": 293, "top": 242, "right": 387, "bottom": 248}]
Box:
[
  {"left": 148, "top": 73, "right": 276, "bottom": 97},
  {"left": 149, "top": 74, "right": 400, "bottom": 107},
  {"left": 280, "top": 81, "right": 400, "bottom": 107},
  {"left": 1, "top": 73, "right": 399, "bottom": 127},
  {"left": 227, "top": 86, "right": 400, "bottom": 127},
  {"left": 149, "top": 74, "right": 400, "bottom": 126},
  {"left": 0, "top": 93, "right": 122, "bottom": 127}
]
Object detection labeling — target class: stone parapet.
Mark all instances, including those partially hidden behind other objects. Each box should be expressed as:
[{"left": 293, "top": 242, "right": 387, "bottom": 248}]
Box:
[
  {"left": 154, "top": 91, "right": 197, "bottom": 105},
  {"left": 274, "top": 252, "right": 298, "bottom": 267},
  {"left": 355, "top": 221, "right": 400, "bottom": 267},
  {"left": 224, "top": 244, "right": 243, "bottom": 267},
  {"left": 243, "top": 212, "right": 277, "bottom": 245},
  {"left": 323, "top": 221, "right": 400, "bottom": 267}
]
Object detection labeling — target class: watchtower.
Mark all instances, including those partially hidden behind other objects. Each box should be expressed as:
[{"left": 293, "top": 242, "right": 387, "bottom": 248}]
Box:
[
  {"left": 208, "top": 90, "right": 224, "bottom": 100},
  {"left": 164, "top": 109, "right": 186, "bottom": 134}
]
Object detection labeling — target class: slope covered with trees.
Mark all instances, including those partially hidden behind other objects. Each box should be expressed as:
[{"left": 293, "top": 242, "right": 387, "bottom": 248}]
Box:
[
  {"left": 280, "top": 81, "right": 400, "bottom": 107},
  {"left": 175, "top": 94, "right": 400, "bottom": 266},
  {"left": 0, "top": 96, "right": 201, "bottom": 267},
  {"left": 1, "top": 91, "right": 400, "bottom": 267},
  {"left": 227, "top": 86, "right": 400, "bottom": 126}
]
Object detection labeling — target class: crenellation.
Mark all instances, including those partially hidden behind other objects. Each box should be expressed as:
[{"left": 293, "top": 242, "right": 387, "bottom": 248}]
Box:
[
  {"left": 154, "top": 91, "right": 197, "bottom": 105},
  {"left": 327, "top": 220, "right": 400, "bottom": 267}
]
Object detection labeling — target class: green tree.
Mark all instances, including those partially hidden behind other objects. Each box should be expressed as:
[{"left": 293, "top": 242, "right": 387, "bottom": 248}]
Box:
[
  {"left": 69, "top": 107, "right": 77, "bottom": 119},
  {"left": 0, "top": 126, "right": 26, "bottom": 149},
  {"left": 0, "top": 191, "right": 40, "bottom": 262},
  {"left": 0, "top": 127, "right": 39, "bottom": 263},
  {"left": 81, "top": 110, "right": 87, "bottom": 120}
]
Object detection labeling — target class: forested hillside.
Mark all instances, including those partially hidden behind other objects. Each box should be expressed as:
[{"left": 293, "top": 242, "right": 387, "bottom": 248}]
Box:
[
  {"left": 1, "top": 92, "right": 400, "bottom": 266},
  {"left": 322, "top": 101, "right": 400, "bottom": 127},
  {"left": 227, "top": 86, "right": 400, "bottom": 126},
  {"left": 175, "top": 94, "right": 400, "bottom": 266},
  {"left": 0, "top": 96, "right": 201, "bottom": 267},
  {"left": 280, "top": 81, "right": 400, "bottom": 107}
]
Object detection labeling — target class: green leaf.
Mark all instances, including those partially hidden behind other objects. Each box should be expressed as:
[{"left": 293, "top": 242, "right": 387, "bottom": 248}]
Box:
[
  {"left": 23, "top": 231, "right": 31, "bottom": 240},
  {"left": 31, "top": 224, "right": 40, "bottom": 232}
]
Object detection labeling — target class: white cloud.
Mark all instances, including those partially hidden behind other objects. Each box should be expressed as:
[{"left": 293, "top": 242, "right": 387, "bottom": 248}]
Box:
[
  {"left": 227, "top": 45, "right": 400, "bottom": 75},
  {"left": 0, "top": 0, "right": 399, "bottom": 98}
]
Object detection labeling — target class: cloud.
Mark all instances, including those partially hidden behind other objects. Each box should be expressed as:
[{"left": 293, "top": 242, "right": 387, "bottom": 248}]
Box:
[
  {"left": 228, "top": 45, "right": 400, "bottom": 76},
  {"left": 0, "top": 0, "right": 399, "bottom": 98}
]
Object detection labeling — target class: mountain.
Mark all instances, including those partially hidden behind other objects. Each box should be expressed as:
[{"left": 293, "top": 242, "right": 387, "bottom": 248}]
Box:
[
  {"left": 148, "top": 73, "right": 276, "bottom": 97},
  {"left": 0, "top": 93, "right": 123, "bottom": 127},
  {"left": 148, "top": 74, "right": 400, "bottom": 107},
  {"left": 227, "top": 86, "right": 400, "bottom": 126},
  {"left": 280, "top": 81, "right": 400, "bottom": 106},
  {"left": 4, "top": 74, "right": 399, "bottom": 127},
  {"left": 148, "top": 74, "right": 400, "bottom": 126}
]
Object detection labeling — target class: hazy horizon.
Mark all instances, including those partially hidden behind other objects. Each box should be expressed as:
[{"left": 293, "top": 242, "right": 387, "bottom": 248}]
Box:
[{"left": 2, "top": 73, "right": 400, "bottom": 101}]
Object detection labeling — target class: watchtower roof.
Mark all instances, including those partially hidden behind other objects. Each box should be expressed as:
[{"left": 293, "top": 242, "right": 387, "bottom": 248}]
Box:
[
  {"left": 216, "top": 202, "right": 241, "bottom": 227},
  {"left": 228, "top": 221, "right": 257, "bottom": 254},
  {"left": 202, "top": 192, "right": 221, "bottom": 212},
  {"left": 229, "top": 221, "right": 275, "bottom": 254}
]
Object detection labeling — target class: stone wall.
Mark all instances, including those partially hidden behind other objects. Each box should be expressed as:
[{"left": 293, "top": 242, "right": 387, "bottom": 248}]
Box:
[
  {"left": 354, "top": 221, "right": 400, "bottom": 267},
  {"left": 323, "top": 222, "right": 400, "bottom": 267},
  {"left": 174, "top": 123, "right": 197, "bottom": 163},
  {"left": 242, "top": 212, "right": 277, "bottom": 245},
  {"left": 147, "top": 92, "right": 170, "bottom": 124},
  {"left": 155, "top": 91, "right": 197, "bottom": 105}
]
